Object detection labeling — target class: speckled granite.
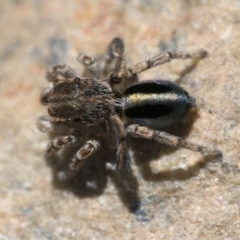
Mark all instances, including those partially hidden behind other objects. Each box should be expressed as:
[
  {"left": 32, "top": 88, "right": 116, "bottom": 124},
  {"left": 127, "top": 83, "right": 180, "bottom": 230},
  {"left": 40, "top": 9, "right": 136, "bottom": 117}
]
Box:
[{"left": 0, "top": 1, "right": 240, "bottom": 239}]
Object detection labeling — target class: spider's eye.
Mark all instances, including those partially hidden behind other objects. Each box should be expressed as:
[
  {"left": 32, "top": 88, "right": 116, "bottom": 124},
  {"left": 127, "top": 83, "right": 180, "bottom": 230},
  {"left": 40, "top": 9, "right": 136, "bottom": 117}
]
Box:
[{"left": 123, "top": 80, "right": 195, "bottom": 129}]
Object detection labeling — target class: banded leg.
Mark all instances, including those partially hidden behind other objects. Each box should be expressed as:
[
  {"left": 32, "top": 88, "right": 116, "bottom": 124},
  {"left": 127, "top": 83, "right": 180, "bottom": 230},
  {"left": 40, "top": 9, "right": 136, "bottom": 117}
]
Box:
[
  {"left": 68, "top": 140, "right": 100, "bottom": 178},
  {"left": 110, "top": 115, "right": 131, "bottom": 174},
  {"left": 106, "top": 119, "right": 117, "bottom": 149},
  {"left": 128, "top": 125, "right": 221, "bottom": 157},
  {"left": 127, "top": 50, "right": 208, "bottom": 76},
  {"left": 108, "top": 38, "right": 126, "bottom": 83},
  {"left": 46, "top": 64, "right": 77, "bottom": 82},
  {"left": 77, "top": 54, "right": 100, "bottom": 78},
  {"left": 45, "top": 135, "right": 79, "bottom": 157},
  {"left": 108, "top": 38, "right": 138, "bottom": 95}
]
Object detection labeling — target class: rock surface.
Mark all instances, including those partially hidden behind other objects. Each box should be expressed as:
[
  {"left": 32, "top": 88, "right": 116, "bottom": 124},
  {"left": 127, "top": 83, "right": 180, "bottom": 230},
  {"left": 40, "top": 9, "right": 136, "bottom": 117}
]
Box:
[{"left": 0, "top": 0, "right": 240, "bottom": 239}]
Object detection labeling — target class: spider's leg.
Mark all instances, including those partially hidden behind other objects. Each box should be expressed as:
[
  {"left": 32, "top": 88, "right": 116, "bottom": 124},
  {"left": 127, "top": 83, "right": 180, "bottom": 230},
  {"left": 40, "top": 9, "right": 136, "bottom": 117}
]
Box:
[
  {"left": 107, "top": 38, "right": 138, "bottom": 95},
  {"left": 45, "top": 135, "right": 79, "bottom": 157},
  {"left": 110, "top": 114, "right": 131, "bottom": 174},
  {"left": 106, "top": 119, "right": 117, "bottom": 149},
  {"left": 46, "top": 64, "right": 77, "bottom": 82},
  {"left": 108, "top": 38, "right": 126, "bottom": 83},
  {"left": 77, "top": 54, "right": 100, "bottom": 78},
  {"left": 127, "top": 50, "right": 207, "bottom": 76},
  {"left": 127, "top": 124, "right": 221, "bottom": 157},
  {"left": 68, "top": 140, "right": 100, "bottom": 178}
]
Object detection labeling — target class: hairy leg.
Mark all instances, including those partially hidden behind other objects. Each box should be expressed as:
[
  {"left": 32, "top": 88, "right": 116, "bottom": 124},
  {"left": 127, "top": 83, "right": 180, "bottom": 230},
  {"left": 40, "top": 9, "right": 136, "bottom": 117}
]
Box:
[
  {"left": 77, "top": 54, "right": 100, "bottom": 78},
  {"left": 110, "top": 115, "right": 131, "bottom": 174},
  {"left": 45, "top": 135, "right": 79, "bottom": 157},
  {"left": 127, "top": 124, "right": 221, "bottom": 157},
  {"left": 108, "top": 37, "right": 126, "bottom": 83},
  {"left": 46, "top": 64, "right": 77, "bottom": 82},
  {"left": 107, "top": 38, "right": 139, "bottom": 95},
  {"left": 127, "top": 50, "right": 207, "bottom": 76},
  {"left": 68, "top": 140, "right": 100, "bottom": 178}
]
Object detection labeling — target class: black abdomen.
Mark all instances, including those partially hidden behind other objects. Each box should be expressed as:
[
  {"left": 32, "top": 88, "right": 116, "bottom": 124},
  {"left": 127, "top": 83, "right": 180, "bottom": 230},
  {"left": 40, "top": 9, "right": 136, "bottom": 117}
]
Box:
[{"left": 123, "top": 80, "right": 195, "bottom": 129}]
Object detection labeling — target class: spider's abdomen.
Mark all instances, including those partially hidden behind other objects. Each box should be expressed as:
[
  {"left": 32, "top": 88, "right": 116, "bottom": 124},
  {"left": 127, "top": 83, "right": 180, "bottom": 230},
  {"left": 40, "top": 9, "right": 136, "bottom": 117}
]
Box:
[
  {"left": 45, "top": 78, "right": 115, "bottom": 124},
  {"left": 122, "top": 80, "right": 196, "bottom": 129}
]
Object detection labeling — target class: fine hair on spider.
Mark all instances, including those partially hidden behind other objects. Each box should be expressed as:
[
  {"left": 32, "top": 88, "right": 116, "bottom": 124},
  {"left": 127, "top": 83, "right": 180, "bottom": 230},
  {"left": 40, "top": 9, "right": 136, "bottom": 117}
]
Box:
[{"left": 37, "top": 37, "right": 221, "bottom": 179}]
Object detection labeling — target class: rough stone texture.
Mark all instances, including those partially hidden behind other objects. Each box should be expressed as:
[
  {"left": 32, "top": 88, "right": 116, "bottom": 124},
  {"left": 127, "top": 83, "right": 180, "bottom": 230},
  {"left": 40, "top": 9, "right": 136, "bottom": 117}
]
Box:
[{"left": 0, "top": 0, "right": 240, "bottom": 239}]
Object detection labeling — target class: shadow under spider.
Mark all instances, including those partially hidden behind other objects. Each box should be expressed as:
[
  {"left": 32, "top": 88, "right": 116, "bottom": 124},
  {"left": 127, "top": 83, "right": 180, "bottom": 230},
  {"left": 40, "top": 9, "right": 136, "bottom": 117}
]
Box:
[
  {"left": 130, "top": 109, "right": 221, "bottom": 182},
  {"left": 45, "top": 137, "right": 140, "bottom": 214},
  {"left": 175, "top": 57, "right": 206, "bottom": 84},
  {"left": 44, "top": 108, "right": 220, "bottom": 217}
]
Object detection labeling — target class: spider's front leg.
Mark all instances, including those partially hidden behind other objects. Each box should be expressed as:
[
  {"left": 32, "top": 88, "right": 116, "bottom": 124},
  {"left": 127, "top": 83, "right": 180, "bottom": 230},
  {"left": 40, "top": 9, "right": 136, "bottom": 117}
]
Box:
[
  {"left": 45, "top": 134, "right": 79, "bottom": 157},
  {"left": 68, "top": 140, "right": 100, "bottom": 178},
  {"left": 46, "top": 64, "right": 77, "bottom": 82},
  {"left": 110, "top": 115, "right": 131, "bottom": 174},
  {"left": 107, "top": 38, "right": 138, "bottom": 95},
  {"left": 77, "top": 54, "right": 100, "bottom": 79},
  {"left": 127, "top": 124, "right": 221, "bottom": 157},
  {"left": 108, "top": 37, "right": 126, "bottom": 83}
]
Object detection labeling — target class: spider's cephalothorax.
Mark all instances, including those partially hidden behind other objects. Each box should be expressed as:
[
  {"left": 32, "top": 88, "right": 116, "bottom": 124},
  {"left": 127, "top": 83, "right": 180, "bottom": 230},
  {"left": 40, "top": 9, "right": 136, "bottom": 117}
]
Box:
[
  {"left": 38, "top": 37, "right": 220, "bottom": 177},
  {"left": 42, "top": 77, "right": 115, "bottom": 125}
]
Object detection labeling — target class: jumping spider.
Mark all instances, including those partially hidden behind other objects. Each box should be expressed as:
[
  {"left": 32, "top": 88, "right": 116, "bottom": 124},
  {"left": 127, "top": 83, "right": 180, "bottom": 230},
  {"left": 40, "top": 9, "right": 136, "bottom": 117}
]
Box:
[{"left": 38, "top": 37, "right": 220, "bottom": 178}]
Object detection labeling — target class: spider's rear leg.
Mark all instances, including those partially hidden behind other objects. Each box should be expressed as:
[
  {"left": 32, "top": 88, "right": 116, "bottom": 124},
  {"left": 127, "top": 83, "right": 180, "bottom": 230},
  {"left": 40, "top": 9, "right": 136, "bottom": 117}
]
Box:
[
  {"left": 77, "top": 54, "right": 100, "bottom": 78},
  {"left": 68, "top": 140, "right": 100, "bottom": 178},
  {"left": 128, "top": 124, "right": 221, "bottom": 157},
  {"left": 110, "top": 115, "right": 131, "bottom": 174},
  {"left": 128, "top": 50, "right": 208, "bottom": 76}
]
